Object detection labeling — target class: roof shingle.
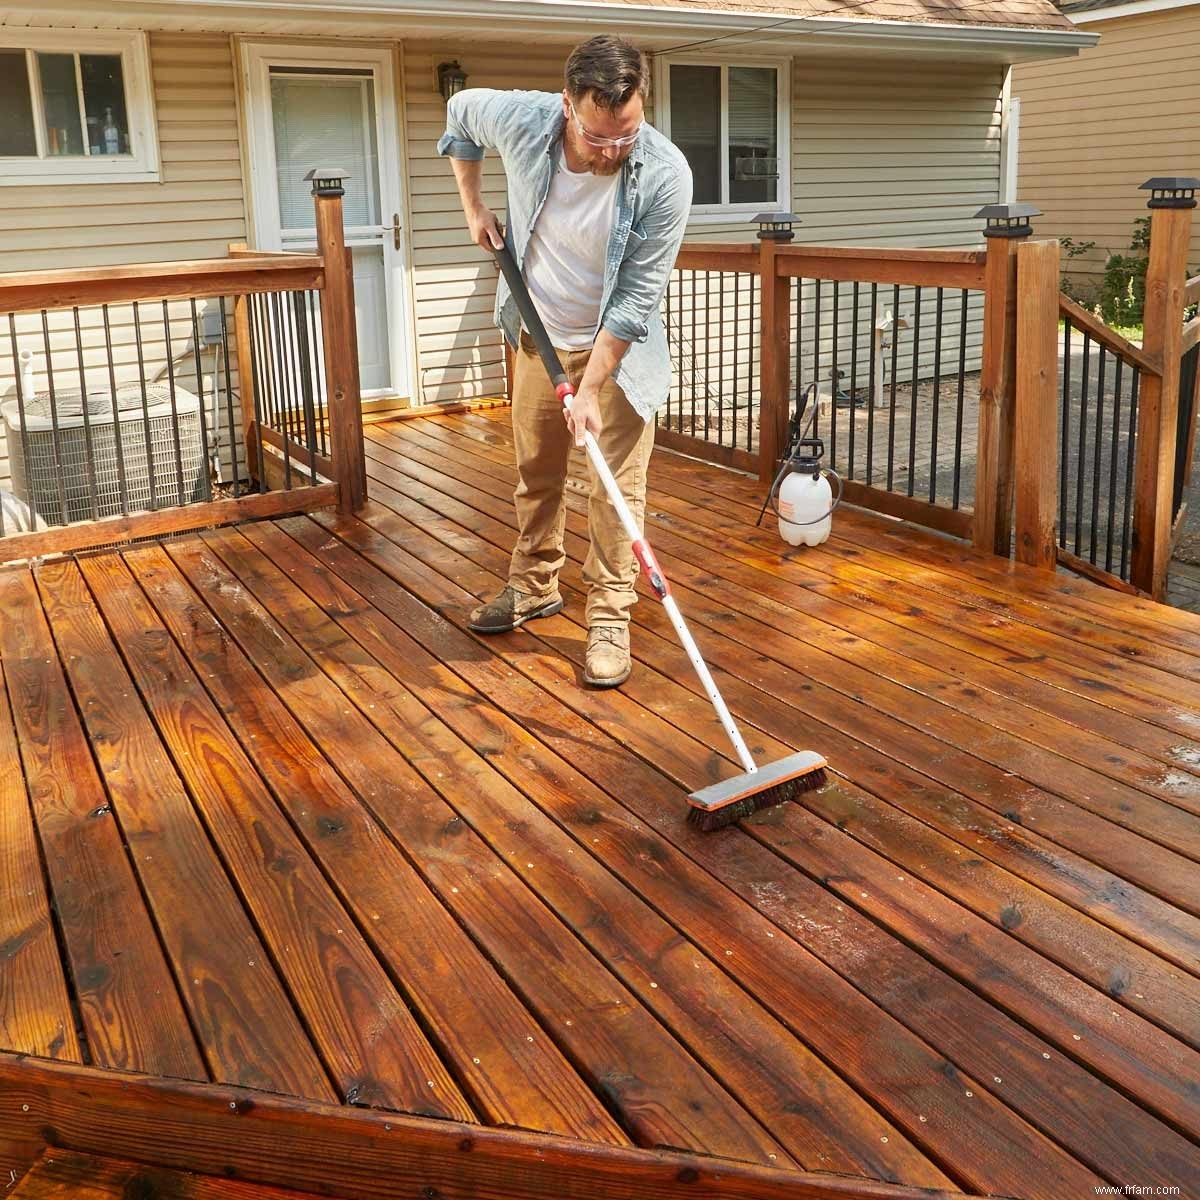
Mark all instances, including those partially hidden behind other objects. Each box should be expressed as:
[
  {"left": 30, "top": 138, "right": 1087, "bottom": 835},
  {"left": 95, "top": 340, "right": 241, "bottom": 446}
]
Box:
[{"left": 602, "top": 0, "right": 1076, "bottom": 34}]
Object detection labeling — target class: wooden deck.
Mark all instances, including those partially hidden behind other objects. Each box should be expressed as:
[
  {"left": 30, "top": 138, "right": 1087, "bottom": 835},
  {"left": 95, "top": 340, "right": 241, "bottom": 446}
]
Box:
[{"left": 2, "top": 408, "right": 1199, "bottom": 1200}]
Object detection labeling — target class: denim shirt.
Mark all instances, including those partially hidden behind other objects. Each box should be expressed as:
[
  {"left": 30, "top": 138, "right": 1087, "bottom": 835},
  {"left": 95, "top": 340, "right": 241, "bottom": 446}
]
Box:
[{"left": 437, "top": 89, "right": 692, "bottom": 421}]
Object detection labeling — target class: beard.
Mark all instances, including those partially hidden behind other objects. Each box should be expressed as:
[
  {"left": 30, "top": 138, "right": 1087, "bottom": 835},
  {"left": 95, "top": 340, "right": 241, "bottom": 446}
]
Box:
[
  {"left": 566, "top": 125, "right": 632, "bottom": 176},
  {"left": 587, "top": 156, "right": 626, "bottom": 176}
]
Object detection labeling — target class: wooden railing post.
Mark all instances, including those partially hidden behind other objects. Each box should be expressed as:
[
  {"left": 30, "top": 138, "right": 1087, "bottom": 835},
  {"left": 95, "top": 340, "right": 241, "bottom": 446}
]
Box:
[
  {"left": 974, "top": 203, "right": 1038, "bottom": 557},
  {"left": 756, "top": 214, "right": 798, "bottom": 485},
  {"left": 1013, "top": 239, "right": 1061, "bottom": 571},
  {"left": 307, "top": 167, "right": 366, "bottom": 514},
  {"left": 227, "top": 242, "right": 260, "bottom": 487},
  {"left": 1131, "top": 176, "right": 1199, "bottom": 600}
]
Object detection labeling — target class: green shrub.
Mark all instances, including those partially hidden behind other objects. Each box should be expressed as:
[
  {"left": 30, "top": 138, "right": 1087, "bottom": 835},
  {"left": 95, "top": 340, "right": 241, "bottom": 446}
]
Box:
[{"left": 1098, "top": 217, "right": 1150, "bottom": 325}]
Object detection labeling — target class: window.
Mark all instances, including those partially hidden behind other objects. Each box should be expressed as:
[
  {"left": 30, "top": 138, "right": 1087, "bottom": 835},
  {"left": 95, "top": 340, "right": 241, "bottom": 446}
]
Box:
[
  {"left": 0, "top": 30, "right": 159, "bottom": 184},
  {"left": 660, "top": 60, "right": 788, "bottom": 216}
]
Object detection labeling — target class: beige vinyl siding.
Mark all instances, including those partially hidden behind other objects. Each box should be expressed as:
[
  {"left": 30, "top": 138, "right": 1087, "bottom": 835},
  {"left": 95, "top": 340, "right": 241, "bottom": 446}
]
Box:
[
  {"left": 0, "top": 32, "right": 249, "bottom": 498},
  {"left": 402, "top": 43, "right": 569, "bottom": 406},
  {"left": 1013, "top": 6, "right": 1200, "bottom": 293},
  {"left": 404, "top": 47, "right": 1002, "bottom": 408}
]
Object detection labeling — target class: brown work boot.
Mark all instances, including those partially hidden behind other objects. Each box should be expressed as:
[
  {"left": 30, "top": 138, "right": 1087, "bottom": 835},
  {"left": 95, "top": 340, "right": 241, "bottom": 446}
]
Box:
[
  {"left": 469, "top": 584, "right": 563, "bottom": 633},
  {"left": 584, "top": 625, "right": 631, "bottom": 688}
]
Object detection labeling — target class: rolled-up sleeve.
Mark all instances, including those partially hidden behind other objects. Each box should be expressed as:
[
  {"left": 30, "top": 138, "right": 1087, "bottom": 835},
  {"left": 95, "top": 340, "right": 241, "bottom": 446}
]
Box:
[
  {"left": 436, "top": 88, "right": 513, "bottom": 161},
  {"left": 602, "top": 167, "right": 693, "bottom": 344}
]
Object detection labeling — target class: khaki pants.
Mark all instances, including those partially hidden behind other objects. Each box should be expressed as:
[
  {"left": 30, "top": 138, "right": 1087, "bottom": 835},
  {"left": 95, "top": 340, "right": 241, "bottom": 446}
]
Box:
[{"left": 509, "top": 334, "right": 655, "bottom": 627}]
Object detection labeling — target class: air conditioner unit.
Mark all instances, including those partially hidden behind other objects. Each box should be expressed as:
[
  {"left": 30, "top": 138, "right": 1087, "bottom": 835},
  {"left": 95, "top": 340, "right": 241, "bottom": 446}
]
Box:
[{"left": 2, "top": 384, "right": 206, "bottom": 526}]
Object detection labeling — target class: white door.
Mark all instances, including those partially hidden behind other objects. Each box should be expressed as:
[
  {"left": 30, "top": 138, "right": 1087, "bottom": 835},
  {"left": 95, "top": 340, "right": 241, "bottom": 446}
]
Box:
[{"left": 242, "top": 42, "right": 411, "bottom": 399}]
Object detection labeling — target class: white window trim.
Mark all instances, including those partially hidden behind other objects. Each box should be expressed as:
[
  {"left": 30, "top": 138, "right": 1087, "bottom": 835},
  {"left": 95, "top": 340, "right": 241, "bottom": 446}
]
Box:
[
  {"left": 0, "top": 29, "right": 160, "bottom": 186},
  {"left": 655, "top": 53, "right": 791, "bottom": 225}
]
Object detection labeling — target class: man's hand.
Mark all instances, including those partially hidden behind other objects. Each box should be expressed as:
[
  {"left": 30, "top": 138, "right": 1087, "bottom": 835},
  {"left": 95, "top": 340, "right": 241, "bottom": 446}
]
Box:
[
  {"left": 450, "top": 159, "right": 504, "bottom": 251},
  {"left": 467, "top": 203, "right": 504, "bottom": 252},
  {"left": 565, "top": 388, "right": 602, "bottom": 448}
]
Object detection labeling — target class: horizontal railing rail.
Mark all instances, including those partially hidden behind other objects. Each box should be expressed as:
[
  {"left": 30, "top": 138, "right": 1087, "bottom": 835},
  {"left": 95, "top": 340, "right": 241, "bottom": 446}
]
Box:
[{"left": 0, "top": 256, "right": 325, "bottom": 314}]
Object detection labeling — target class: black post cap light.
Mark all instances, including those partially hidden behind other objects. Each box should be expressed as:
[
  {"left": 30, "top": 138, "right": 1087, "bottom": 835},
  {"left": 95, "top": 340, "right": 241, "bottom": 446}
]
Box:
[
  {"left": 753, "top": 212, "right": 800, "bottom": 242},
  {"left": 974, "top": 202, "right": 1040, "bottom": 239},
  {"left": 438, "top": 61, "right": 468, "bottom": 102},
  {"left": 304, "top": 167, "right": 350, "bottom": 197},
  {"left": 1140, "top": 177, "right": 1200, "bottom": 209}
]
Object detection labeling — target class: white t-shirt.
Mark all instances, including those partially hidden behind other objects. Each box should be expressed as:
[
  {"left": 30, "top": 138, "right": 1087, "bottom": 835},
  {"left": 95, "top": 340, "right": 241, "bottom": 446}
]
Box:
[{"left": 523, "top": 151, "right": 621, "bottom": 350}]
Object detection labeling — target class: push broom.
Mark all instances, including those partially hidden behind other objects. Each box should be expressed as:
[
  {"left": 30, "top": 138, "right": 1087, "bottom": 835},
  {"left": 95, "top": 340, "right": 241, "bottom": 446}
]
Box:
[{"left": 493, "top": 243, "right": 827, "bottom": 831}]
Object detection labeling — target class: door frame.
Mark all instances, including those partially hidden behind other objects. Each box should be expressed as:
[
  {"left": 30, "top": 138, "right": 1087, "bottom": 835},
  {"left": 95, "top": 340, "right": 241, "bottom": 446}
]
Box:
[{"left": 238, "top": 38, "right": 414, "bottom": 401}]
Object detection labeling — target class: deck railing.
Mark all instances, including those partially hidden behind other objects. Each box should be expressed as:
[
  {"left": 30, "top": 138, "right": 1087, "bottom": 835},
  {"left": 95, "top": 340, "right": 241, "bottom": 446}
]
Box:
[
  {"left": 0, "top": 170, "right": 365, "bottom": 564},
  {"left": 662, "top": 235, "right": 994, "bottom": 547},
  {"left": 666, "top": 182, "right": 1198, "bottom": 602},
  {"left": 1013, "top": 180, "right": 1199, "bottom": 600}
]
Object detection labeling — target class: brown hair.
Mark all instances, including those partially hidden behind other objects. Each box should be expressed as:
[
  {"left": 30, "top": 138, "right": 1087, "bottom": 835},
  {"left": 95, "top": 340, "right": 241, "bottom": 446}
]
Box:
[{"left": 564, "top": 35, "right": 649, "bottom": 111}]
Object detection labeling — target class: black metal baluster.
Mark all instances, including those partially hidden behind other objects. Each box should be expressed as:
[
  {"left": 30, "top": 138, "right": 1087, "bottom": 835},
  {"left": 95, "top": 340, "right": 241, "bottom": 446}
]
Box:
[
  {"left": 812, "top": 279, "right": 822, "bottom": 442},
  {"left": 718, "top": 272, "right": 725, "bottom": 447},
  {"left": 953, "top": 290, "right": 968, "bottom": 509},
  {"left": 285, "top": 291, "right": 308, "bottom": 471},
  {"left": 1090, "top": 346, "right": 1107, "bottom": 565},
  {"left": 8, "top": 314, "right": 36, "bottom": 530},
  {"left": 849, "top": 281, "right": 859, "bottom": 482},
  {"left": 867, "top": 283, "right": 878, "bottom": 487},
  {"left": 1059, "top": 320, "right": 1071, "bottom": 547},
  {"left": 749, "top": 269, "right": 757, "bottom": 452},
  {"left": 703, "top": 270, "right": 711, "bottom": 442},
  {"left": 1120, "top": 370, "right": 1139, "bottom": 580},
  {"left": 132, "top": 301, "right": 159, "bottom": 511},
  {"left": 690, "top": 270, "right": 697, "bottom": 435},
  {"left": 218, "top": 297, "right": 240, "bottom": 495},
  {"left": 40, "top": 310, "right": 69, "bottom": 524},
  {"left": 190, "top": 299, "right": 214, "bottom": 502},
  {"left": 928, "top": 288, "right": 943, "bottom": 504},
  {"left": 306, "top": 289, "right": 328, "bottom": 456},
  {"left": 294, "top": 292, "right": 319, "bottom": 486},
  {"left": 162, "top": 302, "right": 189, "bottom": 505},
  {"left": 101, "top": 305, "right": 130, "bottom": 515},
  {"left": 1106, "top": 356, "right": 1124, "bottom": 574},
  {"left": 908, "top": 287, "right": 922, "bottom": 497},
  {"left": 1074, "top": 334, "right": 1091, "bottom": 554},
  {"left": 793, "top": 276, "right": 803, "bottom": 426},
  {"left": 887, "top": 284, "right": 900, "bottom": 491},
  {"left": 727, "top": 275, "right": 735, "bottom": 449},
  {"left": 830, "top": 280, "right": 840, "bottom": 471},
  {"left": 268, "top": 292, "right": 293, "bottom": 489},
  {"left": 246, "top": 294, "right": 268, "bottom": 492},
  {"left": 72, "top": 306, "right": 101, "bottom": 519}
]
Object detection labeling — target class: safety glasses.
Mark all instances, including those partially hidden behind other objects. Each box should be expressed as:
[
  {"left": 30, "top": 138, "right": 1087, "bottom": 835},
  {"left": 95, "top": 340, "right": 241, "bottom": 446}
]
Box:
[{"left": 568, "top": 100, "right": 643, "bottom": 148}]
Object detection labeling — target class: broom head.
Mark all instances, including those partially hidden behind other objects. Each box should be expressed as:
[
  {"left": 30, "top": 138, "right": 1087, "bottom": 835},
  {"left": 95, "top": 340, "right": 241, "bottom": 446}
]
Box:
[{"left": 687, "top": 750, "right": 828, "bottom": 832}]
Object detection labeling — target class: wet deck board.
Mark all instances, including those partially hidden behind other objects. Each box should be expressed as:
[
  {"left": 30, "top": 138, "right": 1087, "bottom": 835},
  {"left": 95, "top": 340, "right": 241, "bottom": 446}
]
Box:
[{"left": 1, "top": 409, "right": 1197, "bottom": 1199}]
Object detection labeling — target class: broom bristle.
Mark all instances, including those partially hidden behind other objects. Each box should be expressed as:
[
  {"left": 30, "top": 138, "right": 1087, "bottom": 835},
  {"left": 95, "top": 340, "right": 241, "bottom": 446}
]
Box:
[{"left": 687, "top": 765, "right": 827, "bottom": 833}]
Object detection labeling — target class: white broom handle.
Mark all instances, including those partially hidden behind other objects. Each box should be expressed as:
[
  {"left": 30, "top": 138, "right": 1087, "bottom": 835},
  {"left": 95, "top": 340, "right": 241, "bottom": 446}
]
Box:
[{"left": 571, "top": 411, "right": 759, "bottom": 777}]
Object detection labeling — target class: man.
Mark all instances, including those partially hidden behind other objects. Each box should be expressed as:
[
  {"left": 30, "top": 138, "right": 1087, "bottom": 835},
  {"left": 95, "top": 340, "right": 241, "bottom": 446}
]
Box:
[{"left": 437, "top": 35, "right": 692, "bottom": 687}]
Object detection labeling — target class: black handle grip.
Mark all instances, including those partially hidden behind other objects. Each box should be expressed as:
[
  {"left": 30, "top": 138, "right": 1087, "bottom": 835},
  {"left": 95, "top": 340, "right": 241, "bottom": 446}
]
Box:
[{"left": 492, "top": 242, "right": 571, "bottom": 391}]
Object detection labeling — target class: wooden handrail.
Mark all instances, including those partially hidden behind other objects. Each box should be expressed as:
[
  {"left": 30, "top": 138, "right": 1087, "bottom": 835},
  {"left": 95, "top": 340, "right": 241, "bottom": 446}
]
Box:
[
  {"left": 773, "top": 244, "right": 987, "bottom": 290},
  {"left": 675, "top": 242, "right": 760, "bottom": 274},
  {"left": 0, "top": 255, "right": 325, "bottom": 314},
  {"left": 1058, "top": 293, "right": 1159, "bottom": 374},
  {"left": 1183, "top": 314, "right": 1200, "bottom": 354},
  {"left": 1185, "top": 274, "right": 1200, "bottom": 305}
]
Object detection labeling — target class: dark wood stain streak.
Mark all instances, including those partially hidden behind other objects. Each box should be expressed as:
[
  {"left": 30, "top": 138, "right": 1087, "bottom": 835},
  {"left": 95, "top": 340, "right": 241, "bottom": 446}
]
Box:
[
  {"left": 33, "top": 558, "right": 333, "bottom": 1101},
  {"left": 74, "top": 552, "right": 470, "bottom": 1122},
  {"left": 0, "top": 568, "right": 202, "bottom": 1079}
]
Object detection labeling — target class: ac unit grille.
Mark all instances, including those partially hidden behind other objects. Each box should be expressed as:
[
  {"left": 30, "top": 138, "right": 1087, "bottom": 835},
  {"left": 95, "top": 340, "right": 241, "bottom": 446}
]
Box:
[{"left": 4, "top": 385, "right": 207, "bottom": 526}]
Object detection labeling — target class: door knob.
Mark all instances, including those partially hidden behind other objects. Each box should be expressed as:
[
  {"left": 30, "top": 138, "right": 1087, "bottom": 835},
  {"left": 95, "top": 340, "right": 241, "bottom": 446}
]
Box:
[{"left": 392, "top": 213, "right": 401, "bottom": 250}]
